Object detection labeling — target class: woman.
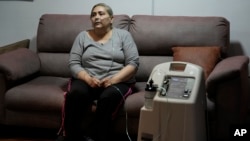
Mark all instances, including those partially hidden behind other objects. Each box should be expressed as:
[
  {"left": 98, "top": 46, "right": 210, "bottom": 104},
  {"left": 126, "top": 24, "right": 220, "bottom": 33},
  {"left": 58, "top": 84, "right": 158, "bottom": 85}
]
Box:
[{"left": 60, "top": 3, "right": 139, "bottom": 141}]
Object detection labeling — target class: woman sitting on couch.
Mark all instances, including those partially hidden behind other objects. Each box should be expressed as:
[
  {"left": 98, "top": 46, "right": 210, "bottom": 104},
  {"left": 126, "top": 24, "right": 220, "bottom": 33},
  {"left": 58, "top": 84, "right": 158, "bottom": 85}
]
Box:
[{"left": 58, "top": 3, "right": 139, "bottom": 141}]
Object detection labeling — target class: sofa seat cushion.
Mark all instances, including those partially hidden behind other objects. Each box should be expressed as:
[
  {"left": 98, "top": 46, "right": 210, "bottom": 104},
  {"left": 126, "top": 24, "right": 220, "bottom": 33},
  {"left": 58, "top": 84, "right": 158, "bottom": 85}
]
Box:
[{"left": 5, "top": 76, "right": 69, "bottom": 113}]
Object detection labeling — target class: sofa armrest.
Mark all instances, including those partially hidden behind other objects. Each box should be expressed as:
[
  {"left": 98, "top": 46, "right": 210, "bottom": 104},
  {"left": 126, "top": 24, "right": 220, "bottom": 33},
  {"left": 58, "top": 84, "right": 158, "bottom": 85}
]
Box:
[
  {"left": 0, "top": 48, "right": 40, "bottom": 81},
  {"left": 0, "top": 39, "right": 29, "bottom": 55},
  {"left": 206, "top": 56, "right": 249, "bottom": 139},
  {"left": 206, "top": 55, "right": 249, "bottom": 100},
  {"left": 0, "top": 47, "right": 40, "bottom": 124}
]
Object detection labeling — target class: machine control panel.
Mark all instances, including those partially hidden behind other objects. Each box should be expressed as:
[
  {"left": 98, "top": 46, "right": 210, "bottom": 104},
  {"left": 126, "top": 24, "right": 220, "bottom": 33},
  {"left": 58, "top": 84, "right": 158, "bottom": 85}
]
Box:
[{"left": 160, "top": 76, "right": 195, "bottom": 99}]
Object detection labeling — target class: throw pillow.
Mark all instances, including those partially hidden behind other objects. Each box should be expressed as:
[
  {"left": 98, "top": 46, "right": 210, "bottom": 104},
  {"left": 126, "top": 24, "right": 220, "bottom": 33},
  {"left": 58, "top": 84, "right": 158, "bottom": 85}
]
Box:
[{"left": 172, "top": 46, "right": 221, "bottom": 79}]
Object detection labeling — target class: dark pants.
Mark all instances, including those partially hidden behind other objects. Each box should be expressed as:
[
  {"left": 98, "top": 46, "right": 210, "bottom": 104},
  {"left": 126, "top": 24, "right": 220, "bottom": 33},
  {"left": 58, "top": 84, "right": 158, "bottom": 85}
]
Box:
[{"left": 63, "top": 78, "right": 133, "bottom": 141}]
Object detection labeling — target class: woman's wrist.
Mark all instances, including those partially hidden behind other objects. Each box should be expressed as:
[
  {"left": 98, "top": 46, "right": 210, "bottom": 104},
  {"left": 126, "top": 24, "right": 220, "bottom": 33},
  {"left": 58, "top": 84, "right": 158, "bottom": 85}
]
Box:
[
  {"left": 110, "top": 77, "right": 120, "bottom": 85},
  {"left": 77, "top": 71, "right": 90, "bottom": 82}
]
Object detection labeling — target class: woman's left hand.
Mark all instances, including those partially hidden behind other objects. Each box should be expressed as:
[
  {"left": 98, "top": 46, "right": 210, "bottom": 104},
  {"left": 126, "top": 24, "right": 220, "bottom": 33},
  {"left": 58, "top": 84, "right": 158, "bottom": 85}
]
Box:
[{"left": 101, "top": 77, "right": 114, "bottom": 88}]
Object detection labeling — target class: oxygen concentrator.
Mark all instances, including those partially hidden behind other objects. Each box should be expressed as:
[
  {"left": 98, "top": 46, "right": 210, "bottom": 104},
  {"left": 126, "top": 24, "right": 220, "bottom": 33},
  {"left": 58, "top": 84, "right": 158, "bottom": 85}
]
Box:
[{"left": 137, "top": 62, "right": 207, "bottom": 141}]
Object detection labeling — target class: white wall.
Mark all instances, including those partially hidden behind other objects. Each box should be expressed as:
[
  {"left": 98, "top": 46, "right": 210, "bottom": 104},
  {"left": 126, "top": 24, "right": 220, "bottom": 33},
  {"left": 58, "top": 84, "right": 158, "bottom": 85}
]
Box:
[{"left": 0, "top": 0, "right": 250, "bottom": 74}]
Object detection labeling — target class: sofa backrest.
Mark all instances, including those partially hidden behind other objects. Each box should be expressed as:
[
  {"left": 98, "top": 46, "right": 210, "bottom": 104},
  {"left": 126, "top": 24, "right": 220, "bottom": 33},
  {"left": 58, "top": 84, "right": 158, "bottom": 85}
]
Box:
[
  {"left": 129, "top": 15, "right": 229, "bottom": 82},
  {"left": 36, "top": 14, "right": 229, "bottom": 81}
]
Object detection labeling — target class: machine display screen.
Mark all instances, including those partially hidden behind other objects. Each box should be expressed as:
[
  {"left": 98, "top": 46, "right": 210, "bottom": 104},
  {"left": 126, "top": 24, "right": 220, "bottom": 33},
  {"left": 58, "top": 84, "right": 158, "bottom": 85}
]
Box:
[{"left": 170, "top": 63, "right": 186, "bottom": 71}]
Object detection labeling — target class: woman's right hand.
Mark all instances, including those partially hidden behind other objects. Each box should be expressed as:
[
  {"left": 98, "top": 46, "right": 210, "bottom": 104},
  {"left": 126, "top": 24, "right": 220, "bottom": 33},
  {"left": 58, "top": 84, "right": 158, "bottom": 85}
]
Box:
[
  {"left": 84, "top": 75, "right": 101, "bottom": 88},
  {"left": 77, "top": 71, "right": 101, "bottom": 88}
]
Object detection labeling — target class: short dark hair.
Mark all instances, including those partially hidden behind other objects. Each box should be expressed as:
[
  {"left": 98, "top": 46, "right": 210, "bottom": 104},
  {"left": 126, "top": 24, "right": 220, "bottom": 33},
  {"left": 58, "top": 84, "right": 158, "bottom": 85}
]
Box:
[{"left": 90, "top": 3, "right": 113, "bottom": 18}]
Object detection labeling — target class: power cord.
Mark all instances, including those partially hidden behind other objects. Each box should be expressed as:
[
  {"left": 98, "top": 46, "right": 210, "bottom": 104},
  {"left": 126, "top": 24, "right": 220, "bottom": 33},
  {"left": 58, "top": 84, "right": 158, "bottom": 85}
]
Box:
[{"left": 112, "top": 85, "right": 133, "bottom": 141}]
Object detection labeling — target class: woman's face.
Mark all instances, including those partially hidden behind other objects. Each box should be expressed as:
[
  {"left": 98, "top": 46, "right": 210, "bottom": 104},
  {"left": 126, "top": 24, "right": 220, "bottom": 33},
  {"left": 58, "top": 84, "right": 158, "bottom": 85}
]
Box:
[{"left": 91, "top": 6, "right": 113, "bottom": 29}]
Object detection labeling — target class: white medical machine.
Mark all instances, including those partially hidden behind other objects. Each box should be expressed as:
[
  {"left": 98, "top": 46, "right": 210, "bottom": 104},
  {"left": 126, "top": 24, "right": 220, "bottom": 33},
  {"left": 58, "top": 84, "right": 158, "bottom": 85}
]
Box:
[{"left": 137, "top": 62, "right": 207, "bottom": 141}]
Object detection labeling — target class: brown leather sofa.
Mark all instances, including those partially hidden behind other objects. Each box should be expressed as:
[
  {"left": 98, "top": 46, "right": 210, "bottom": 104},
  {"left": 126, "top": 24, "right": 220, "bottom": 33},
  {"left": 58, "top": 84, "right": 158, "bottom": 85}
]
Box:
[{"left": 0, "top": 14, "right": 249, "bottom": 141}]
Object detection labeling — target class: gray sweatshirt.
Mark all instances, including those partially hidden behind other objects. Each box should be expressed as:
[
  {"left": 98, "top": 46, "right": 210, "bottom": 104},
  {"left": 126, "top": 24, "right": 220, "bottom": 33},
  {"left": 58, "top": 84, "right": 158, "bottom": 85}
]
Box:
[{"left": 69, "top": 28, "right": 139, "bottom": 83}]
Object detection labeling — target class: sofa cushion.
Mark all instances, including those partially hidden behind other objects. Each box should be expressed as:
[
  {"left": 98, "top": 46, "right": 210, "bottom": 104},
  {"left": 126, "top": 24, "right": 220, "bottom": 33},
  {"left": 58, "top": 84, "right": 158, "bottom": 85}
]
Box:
[
  {"left": 172, "top": 46, "right": 221, "bottom": 79},
  {"left": 135, "top": 56, "right": 172, "bottom": 82},
  {"left": 5, "top": 76, "right": 68, "bottom": 112},
  {"left": 130, "top": 15, "right": 229, "bottom": 57},
  {"left": 38, "top": 53, "right": 71, "bottom": 77},
  {"left": 124, "top": 82, "right": 146, "bottom": 117},
  {"left": 0, "top": 48, "right": 40, "bottom": 81}
]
